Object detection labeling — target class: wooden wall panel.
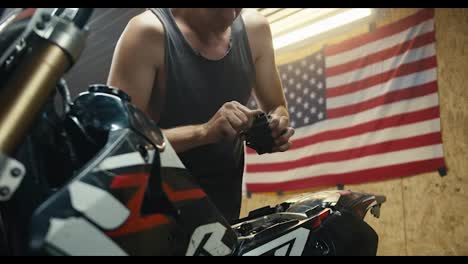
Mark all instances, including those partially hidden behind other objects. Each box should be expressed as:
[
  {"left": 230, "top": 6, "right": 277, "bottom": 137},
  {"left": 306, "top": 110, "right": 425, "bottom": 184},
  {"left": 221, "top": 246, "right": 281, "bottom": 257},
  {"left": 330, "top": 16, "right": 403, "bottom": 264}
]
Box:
[{"left": 402, "top": 8, "right": 468, "bottom": 256}]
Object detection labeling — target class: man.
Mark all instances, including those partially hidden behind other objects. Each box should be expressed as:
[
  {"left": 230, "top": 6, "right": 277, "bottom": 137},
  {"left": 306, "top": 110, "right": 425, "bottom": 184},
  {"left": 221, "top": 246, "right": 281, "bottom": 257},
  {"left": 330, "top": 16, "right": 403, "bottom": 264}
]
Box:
[{"left": 107, "top": 8, "right": 294, "bottom": 223}]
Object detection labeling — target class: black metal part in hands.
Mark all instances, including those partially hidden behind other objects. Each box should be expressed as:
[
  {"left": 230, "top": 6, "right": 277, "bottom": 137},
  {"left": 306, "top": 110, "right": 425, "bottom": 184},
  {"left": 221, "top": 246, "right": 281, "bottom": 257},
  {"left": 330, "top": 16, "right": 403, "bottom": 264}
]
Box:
[{"left": 244, "top": 113, "right": 274, "bottom": 155}]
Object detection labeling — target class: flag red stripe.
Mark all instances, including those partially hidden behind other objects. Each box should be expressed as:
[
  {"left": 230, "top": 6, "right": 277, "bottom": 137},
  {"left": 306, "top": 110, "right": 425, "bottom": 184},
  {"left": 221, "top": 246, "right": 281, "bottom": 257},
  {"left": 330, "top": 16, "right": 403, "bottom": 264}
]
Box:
[
  {"left": 325, "top": 9, "right": 434, "bottom": 56},
  {"left": 326, "top": 31, "right": 435, "bottom": 77},
  {"left": 327, "top": 81, "right": 438, "bottom": 118},
  {"left": 246, "top": 146, "right": 256, "bottom": 153},
  {"left": 247, "top": 132, "right": 442, "bottom": 173},
  {"left": 246, "top": 157, "right": 445, "bottom": 192},
  {"left": 327, "top": 56, "right": 437, "bottom": 98},
  {"left": 246, "top": 106, "right": 440, "bottom": 154}
]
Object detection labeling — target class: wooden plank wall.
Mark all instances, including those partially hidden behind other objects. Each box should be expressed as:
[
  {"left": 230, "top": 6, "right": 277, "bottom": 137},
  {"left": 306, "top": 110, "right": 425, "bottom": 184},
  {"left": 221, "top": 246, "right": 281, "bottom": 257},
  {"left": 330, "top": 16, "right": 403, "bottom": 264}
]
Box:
[{"left": 241, "top": 8, "right": 468, "bottom": 256}]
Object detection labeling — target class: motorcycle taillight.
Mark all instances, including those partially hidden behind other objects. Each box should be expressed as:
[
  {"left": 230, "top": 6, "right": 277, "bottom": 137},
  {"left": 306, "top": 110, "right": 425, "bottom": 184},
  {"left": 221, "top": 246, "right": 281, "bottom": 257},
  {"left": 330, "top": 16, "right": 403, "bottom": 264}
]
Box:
[{"left": 311, "top": 208, "right": 331, "bottom": 229}]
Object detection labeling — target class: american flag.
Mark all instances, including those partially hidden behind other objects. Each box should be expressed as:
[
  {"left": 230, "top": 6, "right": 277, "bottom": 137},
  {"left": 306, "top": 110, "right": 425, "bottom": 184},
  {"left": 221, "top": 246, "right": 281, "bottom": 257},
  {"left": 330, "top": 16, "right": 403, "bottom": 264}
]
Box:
[{"left": 244, "top": 8, "right": 446, "bottom": 193}]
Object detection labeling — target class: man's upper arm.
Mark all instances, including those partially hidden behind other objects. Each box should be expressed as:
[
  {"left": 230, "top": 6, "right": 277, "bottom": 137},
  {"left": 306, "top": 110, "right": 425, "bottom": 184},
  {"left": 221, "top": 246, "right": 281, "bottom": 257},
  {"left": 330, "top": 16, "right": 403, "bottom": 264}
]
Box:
[
  {"left": 107, "top": 11, "right": 164, "bottom": 113},
  {"left": 244, "top": 10, "right": 287, "bottom": 115}
]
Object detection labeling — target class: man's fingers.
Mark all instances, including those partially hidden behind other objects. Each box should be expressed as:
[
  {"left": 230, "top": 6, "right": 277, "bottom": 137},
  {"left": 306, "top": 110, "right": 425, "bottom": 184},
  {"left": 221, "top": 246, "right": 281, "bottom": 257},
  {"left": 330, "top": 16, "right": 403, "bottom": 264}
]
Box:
[
  {"left": 274, "top": 127, "right": 295, "bottom": 146},
  {"left": 232, "top": 110, "right": 250, "bottom": 131},
  {"left": 269, "top": 118, "right": 279, "bottom": 130},
  {"left": 270, "top": 116, "right": 289, "bottom": 137},
  {"left": 278, "top": 116, "right": 289, "bottom": 130},
  {"left": 233, "top": 101, "right": 263, "bottom": 118},
  {"left": 220, "top": 118, "right": 238, "bottom": 139},
  {"left": 272, "top": 142, "right": 292, "bottom": 153},
  {"left": 225, "top": 113, "right": 244, "bottom": 132},
  {"left": 234, "top": 106, "right": 263, "bottom": 128}
]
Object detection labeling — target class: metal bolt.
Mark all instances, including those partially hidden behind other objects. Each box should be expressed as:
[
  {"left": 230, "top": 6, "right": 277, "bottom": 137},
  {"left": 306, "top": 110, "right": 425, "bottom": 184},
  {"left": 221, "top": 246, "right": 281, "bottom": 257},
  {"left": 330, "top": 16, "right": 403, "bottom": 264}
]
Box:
[
  {"left": 315, "top": 240, "right": 330, "bottom": 255},
  {"left": 16, "top": 38, "right": 26, "bottom": 52},
  {"left": 0, "top": 187, "right": 10, "bottom": 197},
  {"left": 10, "top": 168, "right": 22, "bottom": 177},
  {"left": 5, "top": 56, "right": 14, "bottom": 66},
  {"left": 138, "top": 145, "right": 149, "bottom": 162},
  {"left": 36, "top": 21, "right": 45, "bottom": 30},
  {"left": 88, "top": 86, "right": 96, "bottom": 92},
  {"left": 41, "top": 13, "right": 51, "bottom": 22}
]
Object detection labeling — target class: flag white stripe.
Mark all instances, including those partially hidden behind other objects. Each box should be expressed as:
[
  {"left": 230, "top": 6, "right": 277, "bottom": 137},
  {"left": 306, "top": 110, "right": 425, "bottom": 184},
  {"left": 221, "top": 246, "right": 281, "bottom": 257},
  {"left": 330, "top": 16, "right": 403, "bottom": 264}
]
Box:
[
  {"left": 246, "top": 118, "right": 440, "bottom": 164},
  {"left": 274, "top": 93, "right": 439, "bottom": 140},
  {"left": 326, "top": 18, "right": 434, "bottom": 67},
  {"left": 326, "top": 43, "right": 435, "bottom": 89},
  {"left": 327, "top": 68, "right": 437, "bottom": 109},
  {"left": 246, "top": 144, "right": 443, "bottom": 183}
]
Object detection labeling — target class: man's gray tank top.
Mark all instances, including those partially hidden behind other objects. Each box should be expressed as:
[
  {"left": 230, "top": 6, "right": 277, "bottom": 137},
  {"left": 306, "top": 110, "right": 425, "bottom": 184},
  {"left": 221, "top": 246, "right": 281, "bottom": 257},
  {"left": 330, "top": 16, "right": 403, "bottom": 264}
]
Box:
[{"left": 149, "top": 8, "right": 255, "bottom": 223}]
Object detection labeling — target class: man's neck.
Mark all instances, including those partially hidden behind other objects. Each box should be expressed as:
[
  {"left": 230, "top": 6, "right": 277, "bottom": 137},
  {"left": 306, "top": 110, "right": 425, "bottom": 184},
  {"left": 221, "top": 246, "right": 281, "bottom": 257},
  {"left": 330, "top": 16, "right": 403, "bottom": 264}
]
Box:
[{"left": 171, "top": 8, "right": 231, "bottom": 45}]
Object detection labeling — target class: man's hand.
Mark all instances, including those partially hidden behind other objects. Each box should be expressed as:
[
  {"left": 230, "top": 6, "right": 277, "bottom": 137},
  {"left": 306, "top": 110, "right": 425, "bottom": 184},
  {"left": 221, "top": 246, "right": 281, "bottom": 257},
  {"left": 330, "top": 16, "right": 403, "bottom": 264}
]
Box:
[
  {"left": 268, "top": 113, "right": 295, "bottom": 153},
  {"left": 203, "top": 101, "right": 263, "bottom": 144},
  {"left": 242, "top": 10, "right": 294, "bottom": 153}
]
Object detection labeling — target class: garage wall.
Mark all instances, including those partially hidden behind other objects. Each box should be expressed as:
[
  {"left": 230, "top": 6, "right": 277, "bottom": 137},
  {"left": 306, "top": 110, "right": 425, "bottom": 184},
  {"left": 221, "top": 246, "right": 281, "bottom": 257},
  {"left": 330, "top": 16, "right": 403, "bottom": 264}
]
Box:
[
  {"left": 241, "top": 8, "right": 468, "bottom": 256},
  {"left": 65, "top": 8, "right": 145, "bottom": 96}
]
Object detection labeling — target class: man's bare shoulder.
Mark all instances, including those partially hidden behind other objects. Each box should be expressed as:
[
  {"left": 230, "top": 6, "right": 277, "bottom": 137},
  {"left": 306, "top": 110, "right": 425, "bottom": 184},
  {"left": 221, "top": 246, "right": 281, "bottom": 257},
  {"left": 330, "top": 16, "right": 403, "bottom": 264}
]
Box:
[
  {"left": 126, "top": 10, "right": 165, "bottom": 43},
  {"left": 241, "top": 9, "right": 271, "bottom": 36},
  {"left": 241, "top": 9, "right": 273, "bottom": 62},
  {"left": 117, "top": 10, "right": 166, "bottom": 67}
]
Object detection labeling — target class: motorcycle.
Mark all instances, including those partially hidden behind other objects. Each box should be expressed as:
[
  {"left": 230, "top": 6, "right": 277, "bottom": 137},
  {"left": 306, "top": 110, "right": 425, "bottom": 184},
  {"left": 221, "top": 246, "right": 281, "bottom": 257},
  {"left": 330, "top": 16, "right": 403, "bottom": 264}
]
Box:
[{"left": 0, "top": 8, "right": 386, "bottom": 256}]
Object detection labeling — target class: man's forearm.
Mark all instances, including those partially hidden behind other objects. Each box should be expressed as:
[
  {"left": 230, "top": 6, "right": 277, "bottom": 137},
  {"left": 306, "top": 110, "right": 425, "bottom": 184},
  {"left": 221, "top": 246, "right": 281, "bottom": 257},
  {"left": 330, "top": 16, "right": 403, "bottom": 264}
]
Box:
[{"left": 162, "top": 125, "right": 210, "bottom": 153}]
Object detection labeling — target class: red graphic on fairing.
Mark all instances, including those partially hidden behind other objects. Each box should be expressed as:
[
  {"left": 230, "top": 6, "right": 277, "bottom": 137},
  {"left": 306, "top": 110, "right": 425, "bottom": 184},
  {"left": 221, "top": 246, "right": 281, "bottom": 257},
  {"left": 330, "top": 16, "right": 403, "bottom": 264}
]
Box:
[{"left": 106, "top": 172, "right": 206, "bottom": 237}]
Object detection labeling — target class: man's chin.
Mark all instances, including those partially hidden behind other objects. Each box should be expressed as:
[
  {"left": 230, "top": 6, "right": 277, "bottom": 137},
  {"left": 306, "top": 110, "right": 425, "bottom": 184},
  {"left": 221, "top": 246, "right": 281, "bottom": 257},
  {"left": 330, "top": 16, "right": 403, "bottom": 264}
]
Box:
[{"left": 223, "top": 8, "right": 242, "bottom": 21}]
